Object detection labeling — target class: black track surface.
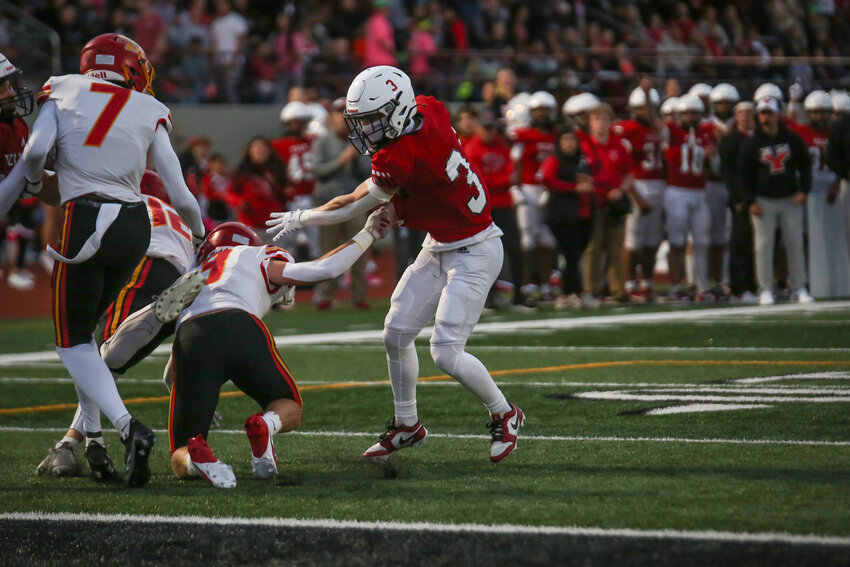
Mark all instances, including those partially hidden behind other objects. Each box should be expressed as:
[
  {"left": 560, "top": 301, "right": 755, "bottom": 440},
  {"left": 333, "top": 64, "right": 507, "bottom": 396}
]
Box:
[{"left": 1, "top": 520, "right": 849, "bottom": 566}]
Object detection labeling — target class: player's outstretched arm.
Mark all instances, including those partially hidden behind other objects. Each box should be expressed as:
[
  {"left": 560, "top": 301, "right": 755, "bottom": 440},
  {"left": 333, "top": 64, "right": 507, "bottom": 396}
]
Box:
[
  {"left": 150, "top": 126, "right": 205, "bottom": 239},
  {"left": 267, "top": 205, "right": 400, "bottom": 286},
  {"left": 265, "top": 178, "right": 397, "bottom": 241}
]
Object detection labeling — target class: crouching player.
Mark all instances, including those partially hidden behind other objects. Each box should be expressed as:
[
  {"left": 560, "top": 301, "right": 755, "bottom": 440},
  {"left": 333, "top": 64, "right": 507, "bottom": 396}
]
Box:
[{"left": 170, "top": 207, "right": 397, "bottom": 488}]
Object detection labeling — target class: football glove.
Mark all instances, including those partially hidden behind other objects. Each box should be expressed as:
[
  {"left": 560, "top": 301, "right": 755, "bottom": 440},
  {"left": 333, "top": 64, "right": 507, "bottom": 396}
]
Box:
[
  {"left": 364, "top": 205, "right": 402, "bottom": 240},
  {"left": 21, "top": 178, "right": 43, "bottom": 198},
  {"left": 265, "top": 209, "right": 304, "bottom": 241}
]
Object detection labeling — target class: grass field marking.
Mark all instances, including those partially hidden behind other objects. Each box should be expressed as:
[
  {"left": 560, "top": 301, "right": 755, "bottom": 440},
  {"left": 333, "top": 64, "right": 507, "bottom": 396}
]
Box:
[
  {"left": 573, "top": 391, "right": 850, "bottom": 403},
  {"left": 3, "top": 359, "right": 849, "bottom": 416},
  {"left": 2, "top": 512, "right": 849, "bottom": 546},
  {"left": 3, "top": 426, "right": 849, "bottom": 447}
]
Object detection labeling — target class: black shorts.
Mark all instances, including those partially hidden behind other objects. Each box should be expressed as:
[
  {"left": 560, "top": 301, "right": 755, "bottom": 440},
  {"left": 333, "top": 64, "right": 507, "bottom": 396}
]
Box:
[
  {"left": 168, "top": 309, "right": 302, "bottom": 452},
  {"left": 52, "top": 198, "right": 150, "bottom": 348},
  {"left": 96, "top": 256, "right": 182, "bottom": 373}
]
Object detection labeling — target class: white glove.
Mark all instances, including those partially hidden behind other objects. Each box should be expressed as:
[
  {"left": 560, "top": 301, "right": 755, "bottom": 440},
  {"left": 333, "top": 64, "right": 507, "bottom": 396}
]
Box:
[
  {"left": 265, "top": 209, "right": 304, "bottom": 241},
  {"left": 21, "top": 178, "right": 42, "bottom": 198},
  {"left": 509, "top": 186, "right": 525, "bottom": 207},
  {"left": 789, "top": 82, "right": 803, "bottom": 103},
  {"left": 364, "top": 205, "right": 402, "bottom": 240}
]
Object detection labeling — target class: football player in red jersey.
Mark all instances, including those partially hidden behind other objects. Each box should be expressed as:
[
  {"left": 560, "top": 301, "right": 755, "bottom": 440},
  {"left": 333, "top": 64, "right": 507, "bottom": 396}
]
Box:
[
  {"left": 788, "top": 90, "right": 850, "bottom": 298},
  {"left": 0, "top": 52, "right": 36, "bottom": 289},
  {"left": 267, "top": 66, "right": 525, "bottom": 463},
  {"left": 614, "top": 86, "right": 665, "bottom": 301},
  {"left": 271, "top": 101, "right": 318, "bottom": 258},
  {"left": 663, "top": 94, "right": 717, "bottom": 300},
  {"left": 509, "top": 91, "right": 557, "bottom": 300}
]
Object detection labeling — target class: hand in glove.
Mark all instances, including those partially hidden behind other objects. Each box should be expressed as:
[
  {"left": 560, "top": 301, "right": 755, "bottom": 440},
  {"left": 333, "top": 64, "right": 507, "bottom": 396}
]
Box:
[
  {"left": 265, "top": 209, "right": 304, "bottom": 241},
  {"left": 364, "top": 205, "right": 403, "bottom": 240}
]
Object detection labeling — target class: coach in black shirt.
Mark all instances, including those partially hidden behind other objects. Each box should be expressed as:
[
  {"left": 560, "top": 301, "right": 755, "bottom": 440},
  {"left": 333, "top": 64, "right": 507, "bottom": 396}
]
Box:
[{"left": 738, "top": 97, "right": 813, "bottom": 305}]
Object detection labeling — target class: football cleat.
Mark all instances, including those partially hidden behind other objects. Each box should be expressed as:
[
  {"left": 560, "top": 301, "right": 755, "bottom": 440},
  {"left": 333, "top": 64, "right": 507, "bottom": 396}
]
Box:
[
  {"left": 188, "top": 435, "right": 236, "bottom": 488},
  {"left": 36, "top": 442, "right": 80, "bottom": 477},
  {"left": 363, "top": 419, "right": 428, "bottom": 459},
  {"left": 85, "top": 440, "right": 116, "bottom": 481},
  {"left": 488, "top": 404, "right": 525, "bottom": 463},
  {"left": 244, "top": 413, "right": 278, "bottom": 479},
  {"left": 122, "top": 418, "right": 155, "bottom": 487},
  {"left": 154, "top": 269, "right": 206, "bottom": 323}
]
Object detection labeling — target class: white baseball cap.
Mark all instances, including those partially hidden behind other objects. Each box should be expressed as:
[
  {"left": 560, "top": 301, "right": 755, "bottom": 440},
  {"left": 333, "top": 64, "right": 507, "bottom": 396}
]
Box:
[{"left": 756, "top": 97, "right": 779, "bottom": 113}]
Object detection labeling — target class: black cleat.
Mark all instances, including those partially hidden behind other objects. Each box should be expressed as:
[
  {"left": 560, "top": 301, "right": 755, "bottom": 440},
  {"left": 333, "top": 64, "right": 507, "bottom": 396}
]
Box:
[
  {"left": 85, "top": 441, "right": 116, "bottom": 481},
  {"left": 122, "top": 418, "right": 156, "bottom": 487}
]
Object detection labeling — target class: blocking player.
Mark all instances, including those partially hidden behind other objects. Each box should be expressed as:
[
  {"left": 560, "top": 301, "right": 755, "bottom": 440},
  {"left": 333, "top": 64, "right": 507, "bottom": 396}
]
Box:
[
  {"left": 267, "top": 66, "right": 525, "bottom": 463},
  {"left": 36, "top": 171, "right": 198, "bottom": 480},
  {"left": 614, "top": 86, "right": 665, "bottom": 301},
  {"left": 509, "top": 90, "right": 558, "bottom": 301},
  {"left": 170, "top": 209, "right": 397, "bottom": 488},
  {"left": 19, "top": 33, "right": 204, "bottom": 487},
  {"left": 663, "top": 94, "right": 716, "bottom": 301}
]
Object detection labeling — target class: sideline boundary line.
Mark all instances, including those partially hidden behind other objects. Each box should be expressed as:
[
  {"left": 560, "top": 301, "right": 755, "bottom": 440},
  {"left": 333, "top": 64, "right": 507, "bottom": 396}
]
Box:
[{"left": 2, "top": 511, "right": 848, "bottom": 547}]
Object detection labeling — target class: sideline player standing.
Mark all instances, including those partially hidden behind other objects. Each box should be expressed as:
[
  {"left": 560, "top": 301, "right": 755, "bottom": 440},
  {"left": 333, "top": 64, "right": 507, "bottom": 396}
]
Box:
[
  {"left": 18, "top": 34, "right": 204, "bottom": 487},
  {"left": 267, "top": 66, "right": 525, "bottom": 462},
  {"left": 170, "top": 209, "right": 397, "bottom": 487}
]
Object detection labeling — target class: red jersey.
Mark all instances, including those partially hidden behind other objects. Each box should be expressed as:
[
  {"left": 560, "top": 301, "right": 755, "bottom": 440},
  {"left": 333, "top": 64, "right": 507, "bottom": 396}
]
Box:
[
  {"left": 371, "top": 95, "right": 493, "bottom": 242},
  {"left": 665, "top": 123, "right": 715, "bottom": 190},
  {"left": 271, "top": 135, "right": 314, "bottom": 197},
  {"left": 227, "top": 172, "right": 285, "bottom": 229},
  {"left": 463, "top": 133, "right": 513, "bottom": 209},
  {"left": 580, "top": 134, "right": 634, "bottom": 206},
  {"left": 0, "top": 116, "right": 32, "bottom": 205},
  {"left": 789, "top": 121, "right": 833, "bottom": 188},
  {"left": 612, "top": 119, "right": 665, "bottom": 181},
  {"left": 509, "top": 126, "right": 555, "bottom": 184}
]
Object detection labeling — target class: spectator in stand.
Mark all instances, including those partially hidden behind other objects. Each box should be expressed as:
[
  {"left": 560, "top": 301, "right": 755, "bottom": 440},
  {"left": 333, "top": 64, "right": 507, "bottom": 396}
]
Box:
[
  {"left": 454, "top": 105, "right": 479, "bottom": 145},
  {"left": 201, "top": 153, "right": 234, "bottom": 226},
  {"left": 539, "top": 127, "right": 596, "bottom": 310},
  {"left": 133, "top": 0, "right": 167, "bottom": 66},
  {"left": 210, "top": 0, "right": 248, "bottom": 103},
  {"left": 227, "top": 137, "right": 288, "bottom": 241},
  {"left": 739, "top": 97, "right": 813, "bottom": 305},
  {"left": 408, "top": 18, "right": 437, "bottom": 82},
  {"left": 247, "top": 39, "right": 277, "bottom": 103},
  {"left": 179, "top": 135, "right": 211, "bottom": 195},
  {"left": 271, "top": 13, "right": 317, "bottom": 104},
  {"left": 464, "top": 112, "right": 531, "bottom": 311},
  {"left": 719, "top": 101, "right": 758, "bottom": 302},
  {"left": 363, "top": 0, "right": 397, "bottom": 68},
  {"left": 580, "top": 103, "right": 635, "bottom": 305},
  {"left": 310, "top": 98, "right": 372, "bottom": 310}
]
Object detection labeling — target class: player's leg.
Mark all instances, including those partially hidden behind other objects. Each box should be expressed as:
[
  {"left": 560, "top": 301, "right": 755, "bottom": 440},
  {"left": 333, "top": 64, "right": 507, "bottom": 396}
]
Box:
[
  {"left": 664, "top": 188, "right": 689, "bottom": 298},
  {"left": 582, "top": 211, "right": 605, "bottom": 303},
  {"left": 707, "top": 182, "right": 730, "bottom": 292},
  {"left": 430, "top": 238, "right": 525, "bottom": 461},
  {"left": 516, "top": 183, "right": 539, "bottom": 295},
  {"left": 691, "top": 193, "right": 712, "bottom": 295}
]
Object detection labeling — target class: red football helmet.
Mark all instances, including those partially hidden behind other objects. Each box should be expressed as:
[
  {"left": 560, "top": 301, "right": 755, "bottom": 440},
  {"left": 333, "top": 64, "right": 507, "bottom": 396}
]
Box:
[
  {"left": 196, "top": 222, "right": 262, "bottom": 263},
  {"left": 80, "top": 33, "right": 155, "bottom": 96},
  {"left": 140, "top": 170, "right": 169, "bottom": 204}
]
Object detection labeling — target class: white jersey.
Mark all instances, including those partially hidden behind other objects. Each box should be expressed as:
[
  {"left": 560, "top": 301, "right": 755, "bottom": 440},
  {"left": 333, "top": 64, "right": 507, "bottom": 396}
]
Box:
[
  {"left": 178, "top": 245, "right": 293, "bottom": 325},
  {"left": 40, "top": 74, "right": 172, "bottom": 204},
  {"left": 142, "top": 195, "right": 195, "bottom": 273}
]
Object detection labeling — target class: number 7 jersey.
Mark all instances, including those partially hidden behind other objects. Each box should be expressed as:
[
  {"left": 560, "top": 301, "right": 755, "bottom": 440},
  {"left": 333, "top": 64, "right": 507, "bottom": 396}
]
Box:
[
  {"left": 369, "top": 95, "right": 498, "bottom": 246},
  {"left": 39, "top": 74, "right": 172, "bottom": 204}
]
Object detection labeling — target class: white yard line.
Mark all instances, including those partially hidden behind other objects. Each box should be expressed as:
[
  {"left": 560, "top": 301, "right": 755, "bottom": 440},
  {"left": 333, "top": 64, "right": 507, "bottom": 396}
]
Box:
[
  {"left": 1, "top": 426, "right": 847, "bottom": 446},
  {"left": 1, "top": 511, "right": 848, "bottom": 547},
  {"left": 2, "top": 301, "right": 849, "bottom": 366}
]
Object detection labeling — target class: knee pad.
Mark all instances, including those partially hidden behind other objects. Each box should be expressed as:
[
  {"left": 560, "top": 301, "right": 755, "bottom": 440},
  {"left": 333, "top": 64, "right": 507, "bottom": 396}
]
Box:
[{"left": 430, "top": 343, "right": 462, "bottom": 376}]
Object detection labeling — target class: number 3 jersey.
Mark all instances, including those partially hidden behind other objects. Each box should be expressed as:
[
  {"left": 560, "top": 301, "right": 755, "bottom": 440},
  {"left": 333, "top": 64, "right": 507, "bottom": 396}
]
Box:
[
  {"left": 143, "top": 195, "right": 195, "bottom": 273},
  {"left": 38, "top": 74, "right": 172, "bottom": 204},
  {"left": 178, "top": 245, "right": 293, "bottom": 326},
  {"left": 370, "top": 95, "right": 501, "bottom": 249}
]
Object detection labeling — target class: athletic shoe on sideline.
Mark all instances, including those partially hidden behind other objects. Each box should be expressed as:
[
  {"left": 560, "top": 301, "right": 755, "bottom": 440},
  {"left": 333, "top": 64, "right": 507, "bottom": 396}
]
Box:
[
  {"left": 122, "top": 418, "right": 155, "bottom": 487},
  {"left": 85, "top": 441, "right": 116, "bottom": 481},
  {"left": 187, "top": 435, "right": 236, "bottom": 488},
  {"left": 244, "top": 413, "right": 278, "bottom": 479},
  {"left": 154, "top": 269, "right": 206, "bottom": 323},
  {"left": 363, "top": 420, "right": 428, "bottom": 459},
  {"left": 794, "top": 288, "right": 815, "bottom": 304},
  {"left": 759, "top": 290, "right": 775, "bottom": 306},
  {"left": 488, "top": 404, "right": 525, "bottom": 463},
  {"left": 36, "top": 442, "right": 80, "bottom": 477}
]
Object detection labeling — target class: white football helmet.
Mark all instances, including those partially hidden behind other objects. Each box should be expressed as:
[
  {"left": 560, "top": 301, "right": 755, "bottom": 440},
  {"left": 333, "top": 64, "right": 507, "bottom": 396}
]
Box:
[
  {"left": 0, "top": 52, "right": 33, "bottom": 116},
  {"left": 753, "top": 82, "right": 783, "bottom": 102},
  {"left": 562, "top": 92, "right": 600, "bottom": 117},
  {"left": 710, "top": 83, "right": 740, "bottom": 103},
  {"left": 804, "top": 90, "right": 832, "bottom": 112},
  {"left": 344, "top": 65, "right": 417, "bottom": 155},
  {"left": 677, "top": 94, "right": 705, "bottom": 114},
  {"left": 306, "top": 102, "right": 328, "bottom": 137},
  {"left": 660, "top": 96, "right": 679, "bottom": 118},
  {"left": 504, "top": 92, "right": 531, "bottom": 133},
  {"left": 627, "top": 87, "right": 660, "bottom": 108},
  {"left": 830, "top": 90, "right": 850, "bottom": 113},
  {"left": 280, "top": 101, "right": 312, "bottom": 123},
  {"left": 529, "top": 91, "right": 557, "bottom": 122},
  {"left": 688, "top": 83, "right": 712, "bottom": 99}
]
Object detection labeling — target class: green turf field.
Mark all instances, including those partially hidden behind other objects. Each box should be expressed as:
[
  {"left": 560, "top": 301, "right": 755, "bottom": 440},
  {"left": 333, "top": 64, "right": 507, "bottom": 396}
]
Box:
[{"left": 1, "top": 301, "right": 849, "bottom": 564}]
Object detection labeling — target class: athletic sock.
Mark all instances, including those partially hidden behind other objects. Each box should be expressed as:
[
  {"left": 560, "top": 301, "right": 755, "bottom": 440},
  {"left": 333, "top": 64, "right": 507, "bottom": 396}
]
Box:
[
  {"left": 58, "top": 436, "right": 80, "bottom": 452},
  {"left": 116, "top": 414, "right": 132, "bottom": 440},
  {"left": 262, "top": 411, "right": 282, "bottom": 435},
  {"left": 86, "top": 432, "right": 105, "bottom": 448},
  {"left": 183, "top": 453, "right": 199, "bottom": 477}
]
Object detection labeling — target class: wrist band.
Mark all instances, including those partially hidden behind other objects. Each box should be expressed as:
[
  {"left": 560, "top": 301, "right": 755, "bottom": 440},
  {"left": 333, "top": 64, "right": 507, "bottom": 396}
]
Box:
[{"left": 352, "top": 230, "right": 374, "bottom": 251}]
